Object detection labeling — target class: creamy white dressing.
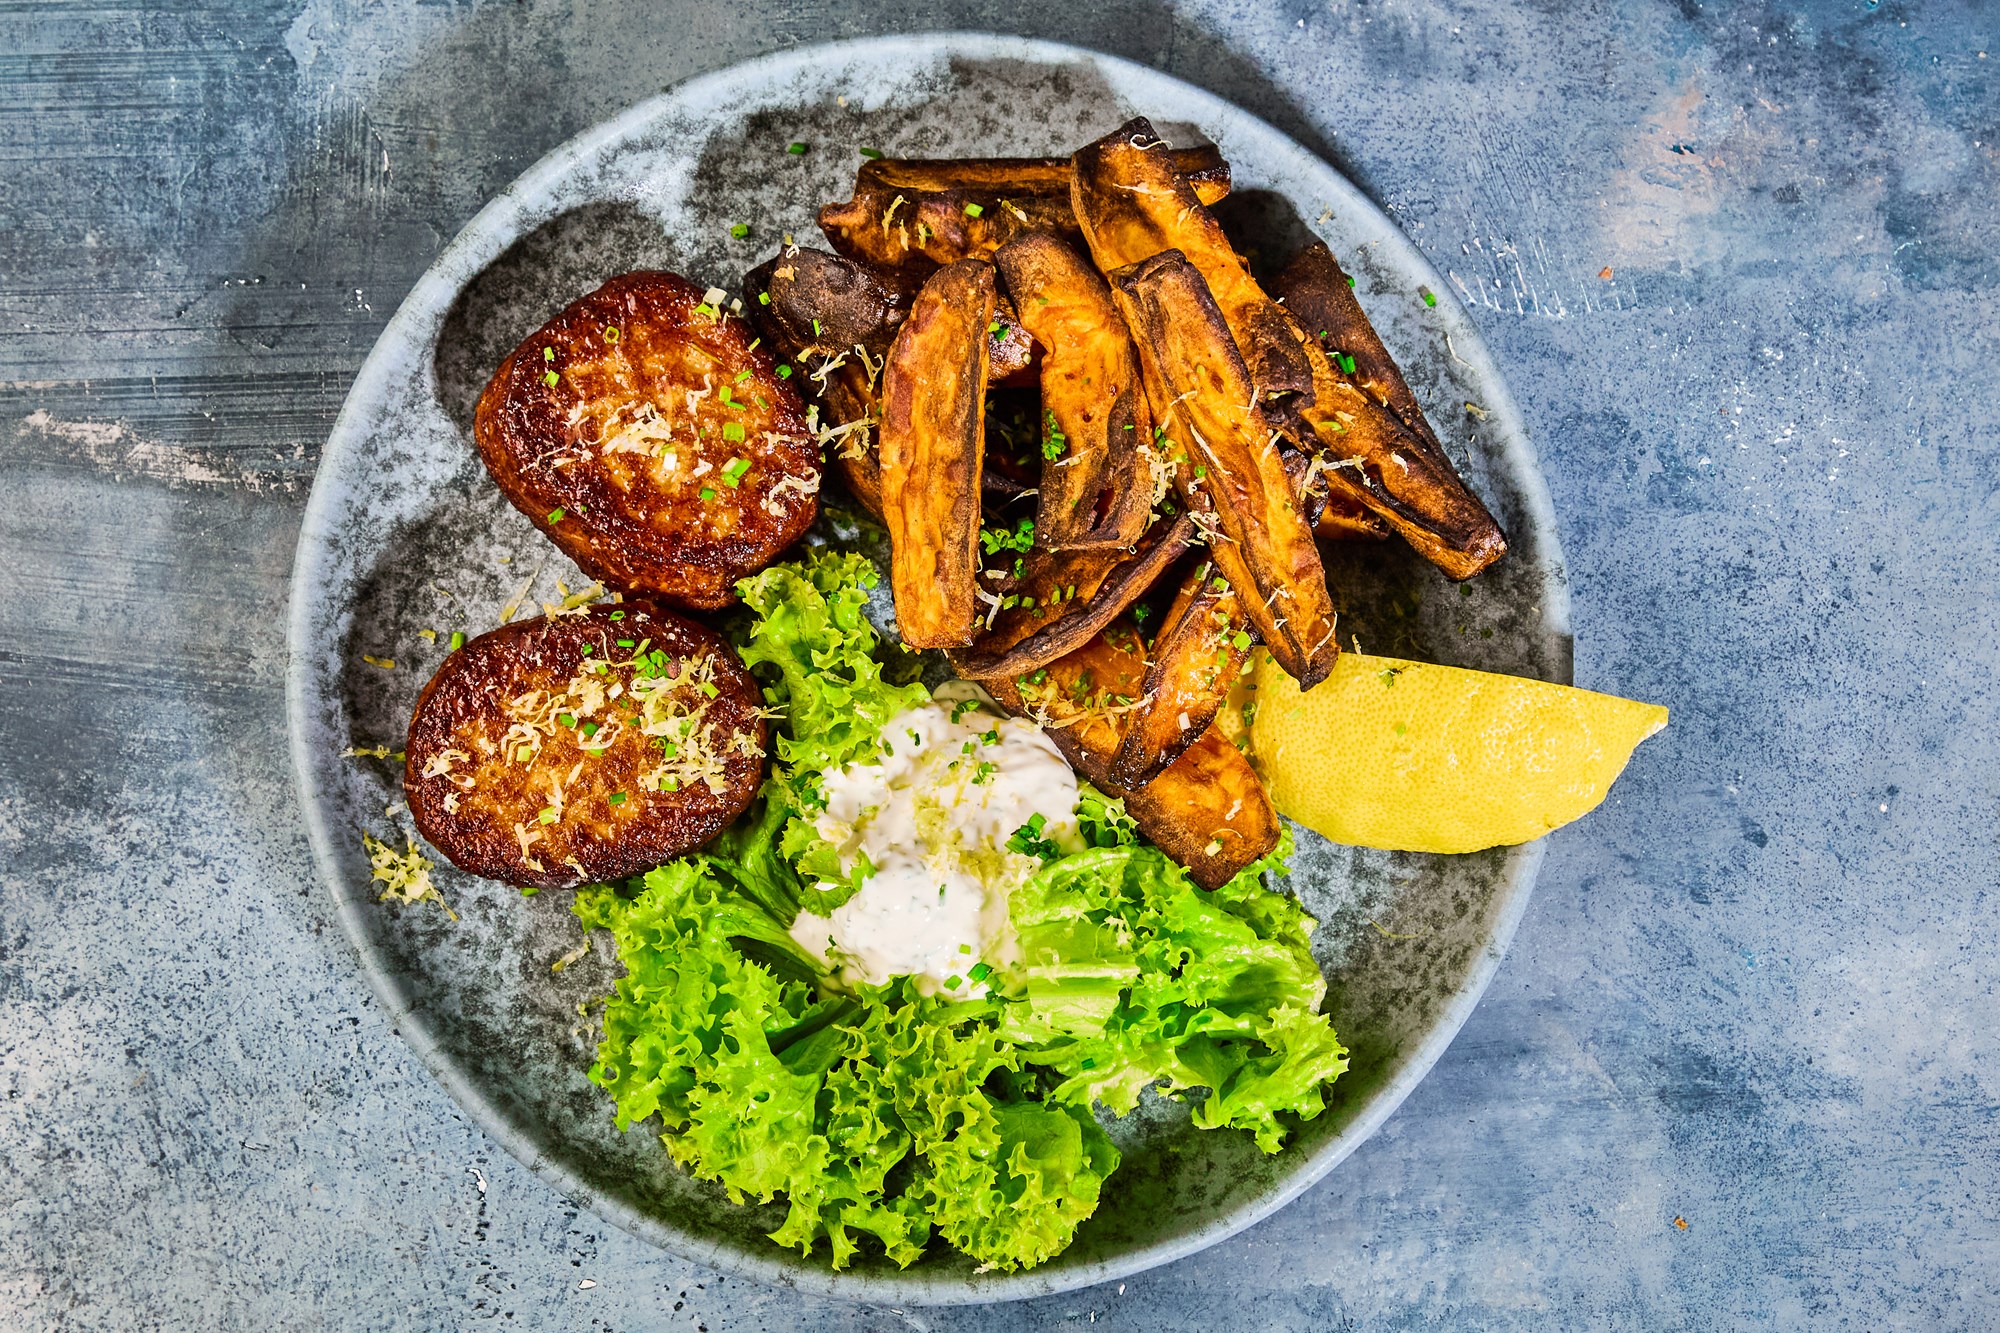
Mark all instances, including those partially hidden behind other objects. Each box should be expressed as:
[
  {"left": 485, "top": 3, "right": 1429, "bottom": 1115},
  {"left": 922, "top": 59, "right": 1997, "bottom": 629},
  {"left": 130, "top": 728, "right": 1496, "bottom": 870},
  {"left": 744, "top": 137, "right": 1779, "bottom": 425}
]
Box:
[{"left": 788, "top": 681, "right": 1079, "bottom": 994}]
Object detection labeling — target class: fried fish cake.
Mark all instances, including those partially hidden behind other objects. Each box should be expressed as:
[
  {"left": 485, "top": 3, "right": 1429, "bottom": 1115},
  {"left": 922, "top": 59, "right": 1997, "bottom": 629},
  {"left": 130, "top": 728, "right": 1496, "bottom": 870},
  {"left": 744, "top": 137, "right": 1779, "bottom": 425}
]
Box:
[
  {"left": 404, "top": 603, "right": 766, "bottom": 889},
  {"left": 474, "top": 270, "right": 820, "bottom": 610}
]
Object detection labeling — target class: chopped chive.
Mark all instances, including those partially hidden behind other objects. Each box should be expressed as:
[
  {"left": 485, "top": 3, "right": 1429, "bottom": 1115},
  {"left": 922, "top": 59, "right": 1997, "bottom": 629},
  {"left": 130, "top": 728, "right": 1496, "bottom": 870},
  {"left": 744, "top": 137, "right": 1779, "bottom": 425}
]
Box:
[
  {"left": 1345, "top": 274, "right": 1356, "bottom": 288},
  {"left": 616, "top": 638, "right": 635, "bottom": 648},
  {"left": 539, "top": 807, "right": 558, "bottom": 825},
  {"left": 542, "top": 369, "right": 559, "bottom": 388},
  {"left": 604, "top": 325, "right": 619, "bottom": 343},
  {"left": 558, "top": 713, "right": 577, "bottom": 728},
  {"left": 449, "top": 631, "right": 465, "bottom": 651},
  {"left": 811, "top": 317, "right": 822, "bottom": 337},
  {"left": 787, "top": 141, "right": 807, "bottom": 155},
  {"left": 608, "top": 792, "right": 627, "bottom": 805},
  {"left": 859, "top": 146, "right": 883, "bottom": 159},
  {"left": 1232, "top": 630, "right": 1252, "bottom": 650},
  {"left": 547, "top": 507, "right": 564, "bottom": 523},
  {"left": 963, "top": 202, "right": 984, "bottom": 218},
  {"left": 758, "top": 290, "right": 771, "bottom": 305},
  {"left": 722, "top": 457, "right": 751, "bottom": 486},
  {"left": 1338, "top": 352, "right": 1357, "bottom": 375},
  {"left": 729, "top": 223, "right": 750, "bottom": 238},
  {"left": 968, "top": 962, "right": 991, "bottom": 982},
  {"left": 580, "top": 644, "right": 594, "bottom": 655},
  {"left": 516, "top": 745, "right": 533, "bottom": 762},
  {"left": 699, "top": 486, "right": 716, "bottom": 501},
  {"left": 580, "top": 722, "right": 598, "bottom": 738},
  {"left": 777, "top": 364, "right": 792, "bottom": 378},
  {"left": 721, "top": 421, "right": 745, "bottom": 443},
  {"left": 542, "top": 346, "right": 554, "bottom": 362},
  {"left": 609, "top": 610, "right": 625, "bottom": 619},
  {"left": 1420, "top": 286, "right": 1437, "bottom": 307}
]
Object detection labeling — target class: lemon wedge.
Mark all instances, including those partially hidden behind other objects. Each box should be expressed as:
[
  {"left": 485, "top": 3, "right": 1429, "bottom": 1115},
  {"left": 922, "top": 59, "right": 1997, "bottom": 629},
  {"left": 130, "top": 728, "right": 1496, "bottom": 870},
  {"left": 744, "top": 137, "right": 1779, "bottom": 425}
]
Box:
[{"left": 1246, "top": 650, "right": 1667, "bottom": 854}]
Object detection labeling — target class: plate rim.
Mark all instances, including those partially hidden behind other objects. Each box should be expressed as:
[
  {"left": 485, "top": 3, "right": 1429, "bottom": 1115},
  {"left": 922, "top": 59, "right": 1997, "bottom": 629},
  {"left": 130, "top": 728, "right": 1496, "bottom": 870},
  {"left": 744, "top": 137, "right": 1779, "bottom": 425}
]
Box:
[{"left": 287, "top": 30, "right": 1568, "bottom": 1306}]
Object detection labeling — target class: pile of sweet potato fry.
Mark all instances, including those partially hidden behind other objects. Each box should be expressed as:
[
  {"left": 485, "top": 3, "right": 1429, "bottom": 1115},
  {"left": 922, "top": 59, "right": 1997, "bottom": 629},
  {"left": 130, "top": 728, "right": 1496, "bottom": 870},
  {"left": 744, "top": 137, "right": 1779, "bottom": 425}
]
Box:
[{"left": 745, "top": 117, "right": 1505, "bottom": 886}]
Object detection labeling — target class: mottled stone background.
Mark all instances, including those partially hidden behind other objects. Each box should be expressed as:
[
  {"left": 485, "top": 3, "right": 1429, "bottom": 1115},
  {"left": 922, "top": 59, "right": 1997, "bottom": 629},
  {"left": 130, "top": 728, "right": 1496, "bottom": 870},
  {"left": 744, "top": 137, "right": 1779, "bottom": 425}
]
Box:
[{"left": 1, "top": 1, "right": 1995, "bottom": 1329}]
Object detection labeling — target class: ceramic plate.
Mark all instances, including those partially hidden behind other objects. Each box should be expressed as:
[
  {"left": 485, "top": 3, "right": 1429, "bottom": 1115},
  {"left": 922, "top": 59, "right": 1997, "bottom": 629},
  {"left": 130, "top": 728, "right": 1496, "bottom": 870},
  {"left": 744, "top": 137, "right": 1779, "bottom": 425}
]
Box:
[{"left": 287, "top": 32, "right": 1570, "bottom": 1305}]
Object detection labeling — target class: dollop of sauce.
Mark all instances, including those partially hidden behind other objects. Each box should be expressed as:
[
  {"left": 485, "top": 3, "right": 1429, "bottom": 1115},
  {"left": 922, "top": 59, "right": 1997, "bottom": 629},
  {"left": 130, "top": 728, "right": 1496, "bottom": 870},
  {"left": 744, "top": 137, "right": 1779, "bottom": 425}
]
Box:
[{"left": 789, "top": 682, "right": 1078, "bottom": 993}]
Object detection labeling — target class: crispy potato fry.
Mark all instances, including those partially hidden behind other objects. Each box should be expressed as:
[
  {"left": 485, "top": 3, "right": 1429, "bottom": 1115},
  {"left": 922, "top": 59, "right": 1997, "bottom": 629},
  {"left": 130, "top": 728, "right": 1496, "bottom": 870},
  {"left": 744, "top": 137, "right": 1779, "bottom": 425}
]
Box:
[
  {"left": 878, "top": 258, "right": 996, "bottom": 647},
  {"left": 1110, "top": 249, "right": 1340, "bottom": 688},
  {"left": 1071, "top": 117, "right": 1310, "bottom": 400},
  {"left": 744, "top": 247, "right": 907, "bottom": 516},
  {"left": 1109, "top": 561, "right": 1252, "bottom": 788},
  {"left": 987, "top": 623, "right": 1278, "bottom": 888},
  {"left": 818, "top": 148, "right": 1230, "bottom": 274},
  {"left": 995, "top": 231, "right": 1156, "bottom": 551},
  {"left": 947, "top": 513, "right": 1195, "bottom": 680},
  {"left": 1272, "top": 241, "right": 1506, "bottom": 578}
]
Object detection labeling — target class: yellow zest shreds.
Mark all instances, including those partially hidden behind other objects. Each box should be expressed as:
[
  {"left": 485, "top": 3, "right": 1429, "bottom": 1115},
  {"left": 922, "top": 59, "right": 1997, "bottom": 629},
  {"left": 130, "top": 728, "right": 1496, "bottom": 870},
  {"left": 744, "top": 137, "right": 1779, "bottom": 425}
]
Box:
[
  {"left": 363, "top": 833, "right": 457, "bottom": 920},
  {"left": 496, "top": 642, "right": 743, "bottom": 833},
  {"left": 344, "top": 744, "right": 399, "bottom": 761},
  {"left": 592, "top": 397, "right": 682, "bottom": 460},
  {"left": 362, "top": 655, "right": 396, "bottom": 670},
  {"left": 541, "top": 580, "right": 607, "bottom": 621},
  {"left": 550, "top": 937, "right": 591, "bottom": 974}
]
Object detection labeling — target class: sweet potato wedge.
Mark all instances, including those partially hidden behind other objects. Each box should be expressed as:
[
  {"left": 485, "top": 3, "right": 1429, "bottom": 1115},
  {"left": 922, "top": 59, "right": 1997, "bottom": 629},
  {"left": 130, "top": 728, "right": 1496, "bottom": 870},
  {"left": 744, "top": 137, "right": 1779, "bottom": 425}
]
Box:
[
  {"left": 742, "top": 247, "right": 906, "bottom": 517},
  {"left": 1315, "top": 487, "right": 1393, "bottom": 541},
  {"left": 1280, "top": 317, "right": 1506, "bottom": 580},
  {"left": 1119, "top": 726, "right": 1279, "bottom": 891},
  {"left": 995, "top": 231, "right": 1156, "bottom": 551},
  {"left": 474, "top": 271, "right": 821, "bottom": 609},
  {"left": 405, "top": 604, "right": 767, "bottom": 890},
  {"left": 986, "top": 623, "right": 1278, "bottom": 889},
  {"left": 1110, "top": 250, "right": 1340, "bottom": 687},
  {"left": 878, "top": 258, "right": 996, "bottom": 647},
  {"left": 817, "top": 148, "right": 1230, "bottom": 274},
  {"left": 1108, "top": 561, "right": 1252, "bottom": 788},
  {"left": 1071, "top": 117, "right": 1310, "bottom": 400},
  {"left": 947, "top": 512, "right": 1194, "bottom": 680},
  {"left": 1272, "top": 241, "right": 1505, "bottom": 578}
]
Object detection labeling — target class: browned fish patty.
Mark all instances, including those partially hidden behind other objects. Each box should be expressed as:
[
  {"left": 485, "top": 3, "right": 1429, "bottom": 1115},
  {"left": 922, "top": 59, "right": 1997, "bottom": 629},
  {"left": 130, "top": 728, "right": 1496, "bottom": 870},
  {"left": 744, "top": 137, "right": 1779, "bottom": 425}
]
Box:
[
  {"left": 474, "top": 270, "right": 820, "bottom": 610},
  {"left": 404, "top": 603, "right": 766, "bottom": 889}
]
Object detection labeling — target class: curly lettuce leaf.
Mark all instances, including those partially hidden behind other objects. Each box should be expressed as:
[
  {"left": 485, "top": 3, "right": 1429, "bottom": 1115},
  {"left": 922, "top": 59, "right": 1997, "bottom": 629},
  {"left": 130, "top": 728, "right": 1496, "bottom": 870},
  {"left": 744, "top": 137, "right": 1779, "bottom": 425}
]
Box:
[{"left": 733, "top": 551, "right": 927, "bottom": 915}]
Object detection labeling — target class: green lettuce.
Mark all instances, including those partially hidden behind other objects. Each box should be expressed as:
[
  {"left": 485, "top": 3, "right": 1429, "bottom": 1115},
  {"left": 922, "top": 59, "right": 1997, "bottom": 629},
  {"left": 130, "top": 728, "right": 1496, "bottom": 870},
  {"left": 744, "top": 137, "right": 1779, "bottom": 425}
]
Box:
[{"left": 574, "top": 554, "right": 1348, "bottom": 1273}]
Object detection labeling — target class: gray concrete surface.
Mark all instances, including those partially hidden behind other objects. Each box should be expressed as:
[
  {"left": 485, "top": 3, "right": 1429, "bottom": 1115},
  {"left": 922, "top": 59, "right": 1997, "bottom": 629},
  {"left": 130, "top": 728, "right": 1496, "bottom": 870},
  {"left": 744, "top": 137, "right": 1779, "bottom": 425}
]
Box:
[{"left": 2, "top": 1, "right": 1995, "bottom": 1328}]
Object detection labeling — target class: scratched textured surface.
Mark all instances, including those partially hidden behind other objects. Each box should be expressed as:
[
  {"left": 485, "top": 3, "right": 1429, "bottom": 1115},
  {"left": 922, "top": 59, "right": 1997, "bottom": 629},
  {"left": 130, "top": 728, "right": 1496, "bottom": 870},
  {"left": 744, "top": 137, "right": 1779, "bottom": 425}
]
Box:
[{"left": 1, "top": 1, "right": 1996, "bottom": 1329}]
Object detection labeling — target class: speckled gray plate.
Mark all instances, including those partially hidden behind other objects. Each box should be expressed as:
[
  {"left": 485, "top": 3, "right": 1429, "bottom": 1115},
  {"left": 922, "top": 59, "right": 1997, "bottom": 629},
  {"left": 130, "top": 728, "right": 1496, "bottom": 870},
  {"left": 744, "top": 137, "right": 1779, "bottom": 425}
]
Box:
[{"left": 286, "top": 33, "right": 1570, "bottom": 1306}]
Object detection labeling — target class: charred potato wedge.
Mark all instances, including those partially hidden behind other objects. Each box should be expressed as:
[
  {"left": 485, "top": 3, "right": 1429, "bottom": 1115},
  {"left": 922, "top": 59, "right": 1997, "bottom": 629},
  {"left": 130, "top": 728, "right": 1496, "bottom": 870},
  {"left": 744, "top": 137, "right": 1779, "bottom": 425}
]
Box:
[
  {"left": 405, "top": 604, "right": 766, "bottom": 890},
  {"left": 1111, "top": 250, "right": 1340, "bottom": 687},
  {"left": 878, "top": 259, "right": 997, "bottom": 647},
  {"left": 1109, "top": 562, "right": 1252, "bottom": 788},
  {"left": 818, "top": 148, "right": 1230, "bottom": 275},
  {"left": 743, "top": 248, "right": 907, "bottom": 518},
  {"left": 1281, "top": 314, "right": 1506, "bottom": 580},
  {"left": 987, "top": 622, "right": 1278, "bottom": 889},
  {"left": 1272, "top": 241, "right": 1505, "bottom": 578},
  {"left": 1315, "top": 487, "right": 1393, "bottom": 541},
  {"left": 988, "top": 294, "right": 1036, "bottom": 383},
  {"left": 995, "top": 232, "right": 1156, "bottom": 551},
  {"left": 947, "top": 512, "right": 1195, "bottom": 680},
  {"left": 1071, "top": 117, "right": 1310, "bottom": 400},
  {"left": 475, "top": 271, "right": 820, "bottom": 609}
]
